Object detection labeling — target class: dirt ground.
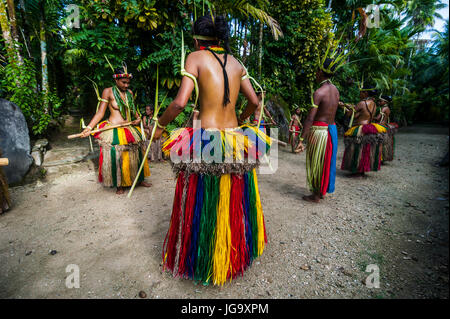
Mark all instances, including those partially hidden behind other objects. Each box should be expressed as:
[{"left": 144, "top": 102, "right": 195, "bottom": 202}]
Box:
[{"left": 0, "top": 124, "right": 448, "bottom": 299}]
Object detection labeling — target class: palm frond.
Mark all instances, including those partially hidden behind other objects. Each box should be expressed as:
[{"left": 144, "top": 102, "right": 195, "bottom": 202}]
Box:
[{"left": 233, "top": 1, "right": 283, "bottom": 40}]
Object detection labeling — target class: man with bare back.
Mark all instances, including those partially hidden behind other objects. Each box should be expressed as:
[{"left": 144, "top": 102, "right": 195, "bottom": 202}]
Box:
[
  {"left": 152, "top": 15, "right": 271, "bottom": 286},
  {"left": 80, "top": 67, "right": 151, "bottom": 194},
  {"left": 340, "top": 84, "right": 387, "bottom": 176},
  {"left": 375, "top": 95, "right": 396, "bottom": 162},
  {"left": 295, "top": 59, "right": 339, "bottom": 203},
  {"left": 289, "top": 107, "right": 303, "bottom": 153},
  {"left": 142, "top": 105, "right": 164, "bottom": 162}
]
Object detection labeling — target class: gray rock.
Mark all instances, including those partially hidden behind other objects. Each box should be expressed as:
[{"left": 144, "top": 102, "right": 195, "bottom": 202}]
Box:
[
  {"left": 33, "top": 139, "right": 49, "bottom": 151},
  {"left": 31, "top": 139, "right": 49, "bottom": 167},
  {"left": 0, "top": 99, "right": 33, "bottom": 184},
  {"left": 31, "top": 150, "right": 44, "bottom": 167}
]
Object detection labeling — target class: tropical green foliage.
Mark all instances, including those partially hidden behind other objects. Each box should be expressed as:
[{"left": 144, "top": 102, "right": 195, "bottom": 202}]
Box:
[
  {"left": 1, "top": 56, "right": 61, "bottom": 135},
  {"left": 330, "top": 0, "right": 448, "bottom": 124},
  {"left": 0, "top": 0, "right": 448, "bottom": 139}
]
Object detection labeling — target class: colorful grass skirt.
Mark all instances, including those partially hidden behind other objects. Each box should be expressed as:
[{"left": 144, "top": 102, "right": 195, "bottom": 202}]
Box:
[
  {"left": 93, "top": 121, "right": 150, "bottom": 188},
  {"left": 161, "top": 125, "right": 271, "bottom": 286},
  {"left": 341, "top": 123, "right": 388, "bottom": 173},
  {"left": 379, "top": 123, "right": 397, "bottom": 162},
  {"left": 306, "top": 122, "right": 338, "bottom": 196}
]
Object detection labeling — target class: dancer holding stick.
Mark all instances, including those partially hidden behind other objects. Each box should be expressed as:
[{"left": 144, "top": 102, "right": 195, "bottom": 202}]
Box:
[{"left": 77, "top": 64, "right": 151, "bottom": 195}]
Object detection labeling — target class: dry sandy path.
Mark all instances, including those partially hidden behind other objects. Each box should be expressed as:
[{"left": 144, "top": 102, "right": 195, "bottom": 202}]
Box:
[{"left": 1, "top": 125, "right": 448, "bottom": 299}]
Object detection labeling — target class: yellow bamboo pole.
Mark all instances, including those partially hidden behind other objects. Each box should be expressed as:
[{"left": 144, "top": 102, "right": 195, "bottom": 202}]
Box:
[
  {"left": 127, "top": 65, "right": 163, "bottom": 198},
  {"left": 67, "top": 122, "right": 133, "bottom": 139}
]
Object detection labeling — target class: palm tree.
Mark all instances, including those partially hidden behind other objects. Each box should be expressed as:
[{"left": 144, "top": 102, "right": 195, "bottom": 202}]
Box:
[
  {"left": 212, "top": 0, "right": 283, "bottom": 81},
  {"left": 0, "top": 0, "right": 18, "bottom": 63},
  {"left": 20, "top": 0, "right": 62, "bottom": 110},
  {"left": 405, "top": 0, "right": 447, "bottom": 34},
  {"left": 211, "top": 0, "right": 283, "bottom": 40},
  {"left": 5, "top": 0, "right": 24, "bottom": 64}
]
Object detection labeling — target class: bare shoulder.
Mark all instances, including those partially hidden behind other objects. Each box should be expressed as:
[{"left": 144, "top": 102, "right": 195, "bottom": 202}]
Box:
[
  {"left": 227, "top": 54, "right": 243, "bottom": 66},
  {"left": 186, "top": 51, "right": 204, "bottom": 63},
  {"left": 331, "top": 83, "right": 339, "bottom": 93},
  {"left": 102, "top": 87, "right": 113, "bottom": 97},
  {"left": 232, "top": 55, "right": 247, "bottom": 75},
  {"left": 356, "top": 100, "right": 366, "bottom": 110},
  {"left": 184, "top": 51, "right": 202, "bottom": 76},
  {"left": 315, "top": 85, "right": 328, "bottom": 97},
  {"left": 332, "top": 83, "right": 339, "bottom": 99}
]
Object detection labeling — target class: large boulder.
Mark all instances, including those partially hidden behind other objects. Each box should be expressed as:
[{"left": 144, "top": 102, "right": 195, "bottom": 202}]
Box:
[{"left": 0, "top": 99, "right": 33, "bottom": 184}]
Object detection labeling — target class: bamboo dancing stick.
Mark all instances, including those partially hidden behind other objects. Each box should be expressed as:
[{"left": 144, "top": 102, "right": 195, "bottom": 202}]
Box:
[
  {"left": 80, "top": 118, "right": 94, "bottom": 152},
  {"left": 0, "top": 158, "right": 9, "bottom": 166},
  {"left": 271, "top": 138, "right": 287, "bottom": 147},
  {"left": 67, "top": 122, "right": 133, "bottom": 139},
  {"left": 127, "top": 65, "right": 165, "bottom": 199}
]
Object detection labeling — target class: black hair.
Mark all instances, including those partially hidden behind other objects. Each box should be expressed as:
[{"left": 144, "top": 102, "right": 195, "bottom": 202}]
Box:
[
  {"left": 322, "top": 58, "right": 336, "bottom": 78},
  {"left": 381, "top": 95, "right": 392, "bottom": 102},
  {"left": 194, "top": 15, "right": 231, "bottom": 106},
  {"left": 362, "top": 83, "right": 378, "bottom": 97},
  {"left": 369, "top": 89, "right": 379, "bottom": 97},
  {"left": 194, "top": 15, "right": 231, "bottom": 53},
  {"left": 114, "top": 67, "right": 125, "bottom": 75}
]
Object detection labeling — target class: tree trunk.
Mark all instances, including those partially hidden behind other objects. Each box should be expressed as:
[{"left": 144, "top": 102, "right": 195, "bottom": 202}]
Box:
[
  {"left": 0, "top": 0, "right": 16, "bottom": 61},
  {"left": 327, "top": 0, "right": 332, "bottom": 10},
  {"left": 237, "top": 21, "right": 242, "bottom": 55},
  {"left": 40, "top": 19, "right": 49, "bottom": 112},
  {"left": 242, "top": 24, "right": 248, "bottom": 62},
  {"left": 18, "top": 0, "right": 32, "bottom": 59},
  {"left": 258, "top": 22, "right": 263, "bottom": 79},
  {"left": 6, "top": 0, "right": 23, "bottom": 64}
]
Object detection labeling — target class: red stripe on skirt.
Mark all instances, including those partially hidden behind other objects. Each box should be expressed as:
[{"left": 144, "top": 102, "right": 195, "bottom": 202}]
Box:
[
  {"left": 177, "top": 174, "right": 198, "bottom": 277},
  {"left": 162, "top": 172, "right": 185, "bottom": 272},
  {"left": 229, "top": 175, "right": 246, "bottom": 279},
  {"left": 93, "top": 122, "right": 108, "bottom": 139},
  {"left": 123, "top": 127, "right": 136, "bottom": 144},
  {"left": 320, "top": 131, "right": 333, "bottom": 196},
  {"left": 376, "top": 144, "right": 382, "bottom": 170},
  {"left": 359, "top": 144, "right": 372, "bottom": 172},
  {"left": 163, "top": 128, "right": 194, "bottom": 156},
  {"left": 98, "top": 147, "right": 103, "bottom": 183},
  {"left": 312, "top": 121, "right": 335, "bottom": 126}
]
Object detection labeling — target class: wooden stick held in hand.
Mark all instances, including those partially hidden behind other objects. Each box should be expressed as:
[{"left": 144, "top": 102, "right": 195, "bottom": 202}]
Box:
[
  {"left": 67, "top": 122, "right": 133, "bottom": 139},
  {"left": 271, "top": 138, "right": 287, "bottom": 147}
]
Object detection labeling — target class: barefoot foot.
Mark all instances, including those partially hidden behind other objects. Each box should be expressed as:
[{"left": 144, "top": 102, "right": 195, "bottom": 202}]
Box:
[
  {"left": 140, "top": 181, "right": 152, "bottom": 187},
  {"left": 116, "top": 187, "right": 125, "bottom": 195}
]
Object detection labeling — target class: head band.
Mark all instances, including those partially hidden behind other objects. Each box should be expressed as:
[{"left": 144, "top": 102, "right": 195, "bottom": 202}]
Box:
[
  {"left": 193, "top": 34, "right": 218, "bottom": 41},
  {"left": 113, "top": 73, "right": 133, "bottom": 79}
]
